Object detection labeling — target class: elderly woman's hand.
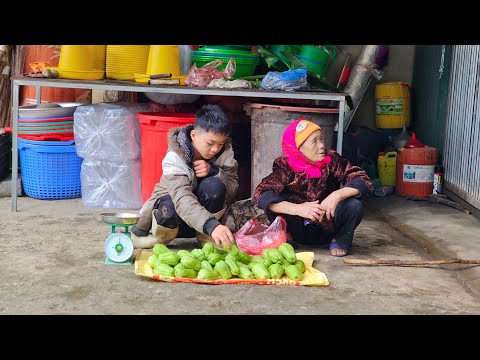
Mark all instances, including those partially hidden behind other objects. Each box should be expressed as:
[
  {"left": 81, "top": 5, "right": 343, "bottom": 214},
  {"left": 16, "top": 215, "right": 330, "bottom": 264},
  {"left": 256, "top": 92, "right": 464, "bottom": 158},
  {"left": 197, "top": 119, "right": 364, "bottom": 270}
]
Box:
[
  {"left": 319, "top": 192, "right": 341, "bottom": 221},
  {"left": 295, "top": 200, "right": 325, "bottom": 223}
]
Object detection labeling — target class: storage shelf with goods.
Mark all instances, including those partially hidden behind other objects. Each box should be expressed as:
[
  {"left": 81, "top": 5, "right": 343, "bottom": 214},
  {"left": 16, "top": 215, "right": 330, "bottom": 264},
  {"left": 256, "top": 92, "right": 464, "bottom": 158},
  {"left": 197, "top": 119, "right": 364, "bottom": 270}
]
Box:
[{"left": 9, "top": 76, "right": 349, "bottom": 212}]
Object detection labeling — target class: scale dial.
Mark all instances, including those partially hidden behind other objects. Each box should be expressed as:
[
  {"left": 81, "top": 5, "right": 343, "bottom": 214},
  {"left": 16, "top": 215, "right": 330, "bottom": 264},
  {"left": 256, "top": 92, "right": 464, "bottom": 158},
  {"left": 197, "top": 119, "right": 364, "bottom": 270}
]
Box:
[{"left": 104, "top": 233, "right": 134, "bottom": 263}]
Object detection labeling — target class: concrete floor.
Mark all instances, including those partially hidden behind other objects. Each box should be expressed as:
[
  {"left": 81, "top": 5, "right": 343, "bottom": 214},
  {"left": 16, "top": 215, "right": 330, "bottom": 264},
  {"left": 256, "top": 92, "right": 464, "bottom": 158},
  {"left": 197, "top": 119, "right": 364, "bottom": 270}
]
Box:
[{"left": 0, "top": 193, "right": 479, "bottom": 315}]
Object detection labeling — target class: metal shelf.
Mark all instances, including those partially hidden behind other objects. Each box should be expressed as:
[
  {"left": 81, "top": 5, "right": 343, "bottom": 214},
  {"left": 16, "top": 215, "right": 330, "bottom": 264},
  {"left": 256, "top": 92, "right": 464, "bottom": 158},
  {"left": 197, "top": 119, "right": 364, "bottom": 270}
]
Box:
[{"left": 10, "top": 76, "right": 347, "bottom": 212}]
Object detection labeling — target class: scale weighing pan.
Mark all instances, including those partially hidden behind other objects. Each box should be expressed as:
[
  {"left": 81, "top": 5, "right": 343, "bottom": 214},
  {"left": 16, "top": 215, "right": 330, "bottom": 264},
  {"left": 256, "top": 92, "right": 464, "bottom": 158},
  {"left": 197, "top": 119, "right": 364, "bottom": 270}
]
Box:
[{"left": 101, "top": 213, "right": 140, "bottom": 225}]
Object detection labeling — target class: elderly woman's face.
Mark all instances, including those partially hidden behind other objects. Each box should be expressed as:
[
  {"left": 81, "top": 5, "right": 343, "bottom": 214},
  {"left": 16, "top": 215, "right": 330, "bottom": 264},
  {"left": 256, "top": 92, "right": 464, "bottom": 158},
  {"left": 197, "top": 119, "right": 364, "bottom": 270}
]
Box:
[{"left": 299, "top": 129, "right": 326, "bottom": 162}]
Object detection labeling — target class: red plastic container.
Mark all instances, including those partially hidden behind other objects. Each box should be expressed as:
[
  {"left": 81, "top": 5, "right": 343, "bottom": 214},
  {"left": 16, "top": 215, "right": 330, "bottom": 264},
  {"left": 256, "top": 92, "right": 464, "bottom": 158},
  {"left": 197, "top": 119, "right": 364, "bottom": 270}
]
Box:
[
  {"left": 137, "top": 112, "right": 195, "bottom": 202},
  {"left": 396, "top": 146, "right": 438, "bottom": 198}
]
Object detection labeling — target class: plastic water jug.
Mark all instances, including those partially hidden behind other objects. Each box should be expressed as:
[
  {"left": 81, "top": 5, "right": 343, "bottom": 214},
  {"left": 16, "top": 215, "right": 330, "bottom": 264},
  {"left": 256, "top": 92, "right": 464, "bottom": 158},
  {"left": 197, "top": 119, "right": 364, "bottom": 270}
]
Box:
[{"left": 377, "top": 151, "right": 397, "bottom": 187}]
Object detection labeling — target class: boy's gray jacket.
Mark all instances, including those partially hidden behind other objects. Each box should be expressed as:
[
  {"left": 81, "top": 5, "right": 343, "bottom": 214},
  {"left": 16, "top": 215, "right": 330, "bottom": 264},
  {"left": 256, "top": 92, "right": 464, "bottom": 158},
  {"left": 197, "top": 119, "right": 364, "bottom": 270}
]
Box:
[{"left": 136, "top": 125, "right": 239, "bottom": 235}]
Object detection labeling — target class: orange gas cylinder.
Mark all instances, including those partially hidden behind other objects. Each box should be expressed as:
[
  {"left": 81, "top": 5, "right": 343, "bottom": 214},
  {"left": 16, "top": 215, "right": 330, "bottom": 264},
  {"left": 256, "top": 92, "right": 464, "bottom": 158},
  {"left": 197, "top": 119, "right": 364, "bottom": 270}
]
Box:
[{"left": 396, "top": 146, "right": 438, "bottom": 197}]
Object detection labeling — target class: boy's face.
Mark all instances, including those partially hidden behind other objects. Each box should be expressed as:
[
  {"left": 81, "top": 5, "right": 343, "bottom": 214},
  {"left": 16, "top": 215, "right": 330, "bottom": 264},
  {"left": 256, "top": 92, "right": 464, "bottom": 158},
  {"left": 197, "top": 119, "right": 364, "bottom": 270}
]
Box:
[{"left": 190, "top": 129, "right": 228, "bottom": 160}]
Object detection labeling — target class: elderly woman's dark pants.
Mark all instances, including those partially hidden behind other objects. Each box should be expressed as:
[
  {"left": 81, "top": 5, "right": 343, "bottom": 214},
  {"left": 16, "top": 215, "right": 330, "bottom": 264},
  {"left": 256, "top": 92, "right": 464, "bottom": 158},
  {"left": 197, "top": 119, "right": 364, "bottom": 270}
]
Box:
[{"left": 266, "top": 197, "right": 365, "bottom": 251}]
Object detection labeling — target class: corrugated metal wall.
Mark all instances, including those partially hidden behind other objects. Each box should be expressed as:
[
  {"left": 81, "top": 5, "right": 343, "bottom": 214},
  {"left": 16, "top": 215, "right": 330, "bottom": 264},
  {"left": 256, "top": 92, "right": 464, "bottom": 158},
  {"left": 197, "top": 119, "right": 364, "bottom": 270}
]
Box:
[
  {"left": 444, "top": 45, "right": 480, "bottom": 210},
  {"left": 412, "top": 45, "right": 452, "bottom": 160}
]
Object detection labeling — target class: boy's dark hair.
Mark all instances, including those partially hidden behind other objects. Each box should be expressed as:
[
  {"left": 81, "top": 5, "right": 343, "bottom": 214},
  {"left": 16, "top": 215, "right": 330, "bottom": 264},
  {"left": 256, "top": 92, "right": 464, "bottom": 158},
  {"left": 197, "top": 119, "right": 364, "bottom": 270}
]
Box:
[{"left": 194, "top": 104, "right": 230, "bottom": 135}]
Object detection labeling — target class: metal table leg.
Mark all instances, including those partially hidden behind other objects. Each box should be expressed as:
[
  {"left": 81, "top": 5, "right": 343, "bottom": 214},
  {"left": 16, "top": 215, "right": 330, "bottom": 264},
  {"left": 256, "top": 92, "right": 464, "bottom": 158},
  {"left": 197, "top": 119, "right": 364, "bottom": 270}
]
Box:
[
  {"left": 336, "top": 98, "right": 345, "bottom": 155},
  {"left": 36, "top": 86, "right": 41, "bottom": 105},
  {"left": 11, "top": 82, "right": 19, "bottom": 212}
]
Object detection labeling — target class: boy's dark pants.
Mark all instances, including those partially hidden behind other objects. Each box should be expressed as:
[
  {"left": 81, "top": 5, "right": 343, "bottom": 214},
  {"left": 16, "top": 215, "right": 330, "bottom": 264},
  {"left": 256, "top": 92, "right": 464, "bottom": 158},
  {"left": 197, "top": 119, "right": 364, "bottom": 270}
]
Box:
[
  {"left": 266, "top": 197, "right": 364, "bottom": 251},
  {"left": 155, "top": 176, "right": 226, "bottom": 237}
]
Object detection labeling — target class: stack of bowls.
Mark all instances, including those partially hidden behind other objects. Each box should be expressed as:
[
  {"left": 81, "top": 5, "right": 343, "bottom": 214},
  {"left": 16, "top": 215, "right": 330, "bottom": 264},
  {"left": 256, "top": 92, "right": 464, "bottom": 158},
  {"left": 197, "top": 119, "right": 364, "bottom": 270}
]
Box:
[
  {"left": 106, "top": 45, "right": 150, "bottom": 80},
  {"left": 18, "top": 103, "right": 82, "bottom": 141},
  {"left": 191, "top": 45, "right": 260, "bottom": 78},
  {"left": 19, "top": 116, "right": 75, "bottom": 141},
  {"left": 203, "top": 45, "right": 252, "bottom": 51},
  {"left": 49, "top": 45, "right": 106, "bottom": 80}
]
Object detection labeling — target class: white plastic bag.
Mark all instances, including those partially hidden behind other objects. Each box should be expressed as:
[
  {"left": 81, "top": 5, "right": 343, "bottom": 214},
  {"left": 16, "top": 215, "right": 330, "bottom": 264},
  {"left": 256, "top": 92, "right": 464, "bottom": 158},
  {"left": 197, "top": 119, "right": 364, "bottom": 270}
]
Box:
[
  {"left": 81, "top": 158, "right": 142, "bottom": 209},
  {"left": 74, "top": 102, "right": 152, "bottom": 161}
]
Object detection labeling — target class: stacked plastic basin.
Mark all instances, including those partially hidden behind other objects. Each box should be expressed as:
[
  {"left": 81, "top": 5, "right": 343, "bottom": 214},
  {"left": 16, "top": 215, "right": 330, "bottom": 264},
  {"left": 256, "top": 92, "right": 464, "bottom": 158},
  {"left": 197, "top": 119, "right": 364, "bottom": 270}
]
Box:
[
  {"left": 191, "top": 45, "right": 260, "bottom": 78},
  {"left": 17, "top": 103, "right": 83, "bottom": 200},
  {"left": 106, "top": 45, "right": 150, "bottom": 80},
  {"left": 18, "top": 103, "right": 80, "bottom": 141},
  {"left": 73, "top": 102, "right": 153, "bottom": 209},
  {"left": 19, "top": 115, "right": 74, "bottom": 141},
  {"left": 265, "top": 45, "right": 337, "bottom": 78}
]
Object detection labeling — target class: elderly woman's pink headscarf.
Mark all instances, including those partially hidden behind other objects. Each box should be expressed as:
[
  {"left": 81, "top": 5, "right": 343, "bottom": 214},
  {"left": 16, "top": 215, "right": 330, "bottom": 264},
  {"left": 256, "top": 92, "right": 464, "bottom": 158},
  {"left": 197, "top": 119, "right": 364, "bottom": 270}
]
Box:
[{"left": 282, "top": 119, "right": 332, "bottom": 178}]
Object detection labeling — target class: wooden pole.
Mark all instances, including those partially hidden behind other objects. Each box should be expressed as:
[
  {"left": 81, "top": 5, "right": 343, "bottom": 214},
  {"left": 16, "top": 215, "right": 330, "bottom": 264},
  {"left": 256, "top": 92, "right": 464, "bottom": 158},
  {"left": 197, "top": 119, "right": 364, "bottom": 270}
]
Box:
[{"left": 343, "top": 258, "right": 480, "bottom": 266}]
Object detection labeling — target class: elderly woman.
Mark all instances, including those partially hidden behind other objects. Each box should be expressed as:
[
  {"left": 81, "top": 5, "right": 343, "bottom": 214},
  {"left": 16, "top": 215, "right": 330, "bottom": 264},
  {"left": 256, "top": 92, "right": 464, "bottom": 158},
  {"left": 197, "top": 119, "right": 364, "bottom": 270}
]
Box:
[{"left": 253, "top": 119, "right": 373, "bottom": 257}]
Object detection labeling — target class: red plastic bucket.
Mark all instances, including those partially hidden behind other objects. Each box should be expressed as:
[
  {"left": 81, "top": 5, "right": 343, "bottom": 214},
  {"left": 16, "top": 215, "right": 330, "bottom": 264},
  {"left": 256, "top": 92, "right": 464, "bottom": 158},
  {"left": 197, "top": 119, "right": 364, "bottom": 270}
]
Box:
[{"left": 137, "top": 112, "right": 195, "bottom": 202}]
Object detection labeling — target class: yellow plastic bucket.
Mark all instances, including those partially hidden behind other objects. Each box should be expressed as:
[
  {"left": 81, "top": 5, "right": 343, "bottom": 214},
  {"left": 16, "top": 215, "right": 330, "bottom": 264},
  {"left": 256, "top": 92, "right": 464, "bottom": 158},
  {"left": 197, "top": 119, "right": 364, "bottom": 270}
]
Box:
[
  {"left": 58, "top": 45, "right": 106, "bottom": 71},
  {"left": 376, "top": 82, "right": 410, "bottom": 129},
  {"left": 146, "top": 45, "right": 180, "bottom": 77},
  {"left": 377, "top": 151, "right": 397, "bottom": 187}
]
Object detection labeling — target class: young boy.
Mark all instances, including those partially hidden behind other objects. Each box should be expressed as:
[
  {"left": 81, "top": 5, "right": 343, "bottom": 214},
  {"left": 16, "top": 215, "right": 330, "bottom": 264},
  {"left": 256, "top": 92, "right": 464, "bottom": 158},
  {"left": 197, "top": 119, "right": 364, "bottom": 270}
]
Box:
[{"left": 131, "top": 104, "right": 239, "bottom": 249}]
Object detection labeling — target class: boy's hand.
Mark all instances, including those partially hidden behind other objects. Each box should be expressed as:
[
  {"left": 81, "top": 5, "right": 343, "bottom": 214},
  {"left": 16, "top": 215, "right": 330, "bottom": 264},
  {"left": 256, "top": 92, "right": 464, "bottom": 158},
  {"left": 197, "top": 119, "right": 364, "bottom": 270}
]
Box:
[
  {"left": 193, "top": 160, "right": 211, "bottom": 178},
  {"left": 210, "top": 224, "right": 235, "bottom": 248}
]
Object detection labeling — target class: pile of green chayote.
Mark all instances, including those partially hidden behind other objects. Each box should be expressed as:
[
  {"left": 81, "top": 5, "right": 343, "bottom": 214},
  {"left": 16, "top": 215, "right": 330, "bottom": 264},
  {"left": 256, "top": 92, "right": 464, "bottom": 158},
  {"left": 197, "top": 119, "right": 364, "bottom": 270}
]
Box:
[{"left": 147, "top": 242, "right": 306, "bottom": 281}]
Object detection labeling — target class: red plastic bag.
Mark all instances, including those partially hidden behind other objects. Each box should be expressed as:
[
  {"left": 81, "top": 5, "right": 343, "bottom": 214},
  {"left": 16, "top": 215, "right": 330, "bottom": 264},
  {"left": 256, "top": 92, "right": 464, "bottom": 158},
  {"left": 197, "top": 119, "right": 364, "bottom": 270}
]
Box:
[{"left": 234, "top": 216, "right": 287, "bottom": 255}]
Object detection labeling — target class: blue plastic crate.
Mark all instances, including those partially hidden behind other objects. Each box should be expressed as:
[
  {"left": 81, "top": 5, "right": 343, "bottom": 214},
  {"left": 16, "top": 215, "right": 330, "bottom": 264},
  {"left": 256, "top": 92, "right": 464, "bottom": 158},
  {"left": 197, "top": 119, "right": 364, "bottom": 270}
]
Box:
[{"left": 18, "top": 138, "right": 83, "bottom": 199}]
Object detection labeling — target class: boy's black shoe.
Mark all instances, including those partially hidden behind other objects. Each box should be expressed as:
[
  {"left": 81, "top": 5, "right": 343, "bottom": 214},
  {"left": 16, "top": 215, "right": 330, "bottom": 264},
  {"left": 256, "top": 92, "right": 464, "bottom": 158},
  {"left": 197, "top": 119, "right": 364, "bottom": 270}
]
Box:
[{"left": 131, "top": 226, "right": 149, "bottom": 237}]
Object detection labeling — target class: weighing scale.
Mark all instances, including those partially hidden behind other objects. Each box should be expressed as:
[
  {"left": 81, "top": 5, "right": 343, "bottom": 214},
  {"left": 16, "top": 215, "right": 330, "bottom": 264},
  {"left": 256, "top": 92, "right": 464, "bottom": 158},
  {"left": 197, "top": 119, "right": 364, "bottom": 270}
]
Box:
[{"left": 101, "top": 213, "right": 140, "bottom": 266}]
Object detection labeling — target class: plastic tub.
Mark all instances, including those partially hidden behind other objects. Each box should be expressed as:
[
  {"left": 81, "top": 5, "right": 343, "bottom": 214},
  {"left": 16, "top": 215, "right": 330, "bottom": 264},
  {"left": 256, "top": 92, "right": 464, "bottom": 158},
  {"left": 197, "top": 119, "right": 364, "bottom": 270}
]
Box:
[
  {"left": 137, "top": 112, "right": 195, "bottom": 202},
  {"left": 191, "top": 55, "right": 259, "bottom": 78},
  {"left": 195, "top": 47, "right": 256, "bottom": 57},
  {"left": 198, "top": 45, "right": 252, "bottom": 52},
  {"left": 19, "top": 103, "right": 82, "bottom": 119},
  {"left": 58, "top": 45, "right": 106, "bottom": 71},
  {"left": 18, "top": 133, "right": 74, "bottom": 141},
  {"left": 269, "top": 45, "right": 301, "bottom": 55},
  {"left": 297, "top": 45, "right": 337, "bottom": 77},
  {"left": 147, "top": 45, "right": 181, "bottom": 77}
]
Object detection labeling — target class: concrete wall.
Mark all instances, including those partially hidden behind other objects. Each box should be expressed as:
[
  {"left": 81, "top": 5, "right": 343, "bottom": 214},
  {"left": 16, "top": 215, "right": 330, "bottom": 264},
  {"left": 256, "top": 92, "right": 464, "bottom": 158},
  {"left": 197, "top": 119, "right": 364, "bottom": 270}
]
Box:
[{"left": 325, "top": 45, "right": 416, "bottom": 129}]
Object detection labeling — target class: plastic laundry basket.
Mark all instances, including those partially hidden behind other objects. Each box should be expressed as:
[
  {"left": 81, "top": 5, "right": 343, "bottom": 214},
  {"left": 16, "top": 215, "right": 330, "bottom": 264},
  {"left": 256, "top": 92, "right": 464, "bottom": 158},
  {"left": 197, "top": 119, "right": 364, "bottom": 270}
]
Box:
[
  {"left": 18, "top": 138, "right": 83, "bottom": 199},
  {"left": 136, "top": 112, "right": 195, "bottom": 202}
]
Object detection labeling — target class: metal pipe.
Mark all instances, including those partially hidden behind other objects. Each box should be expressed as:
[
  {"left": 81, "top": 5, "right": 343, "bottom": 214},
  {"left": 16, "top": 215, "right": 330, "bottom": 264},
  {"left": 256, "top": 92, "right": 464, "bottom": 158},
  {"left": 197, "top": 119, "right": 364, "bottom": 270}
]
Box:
[
  {"left": 337, "top": 99, "right": 345, "bottom": 155},
  {"left": 11, "top": 81, "right": 19, "bottom": 211}
]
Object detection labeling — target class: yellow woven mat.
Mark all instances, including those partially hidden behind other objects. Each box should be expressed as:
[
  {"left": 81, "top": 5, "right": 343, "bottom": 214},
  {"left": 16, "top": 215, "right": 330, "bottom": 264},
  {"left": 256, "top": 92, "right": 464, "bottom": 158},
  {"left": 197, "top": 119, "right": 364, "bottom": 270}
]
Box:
[{"left": 134, "top": 250, "right": 329, "bottom": 286}]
